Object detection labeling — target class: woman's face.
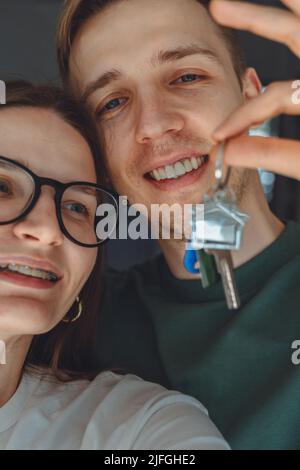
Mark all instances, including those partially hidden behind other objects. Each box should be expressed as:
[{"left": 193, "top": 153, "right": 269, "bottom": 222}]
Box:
[{"left": 0, "top": 107, "right": 98, "bottom": 337}]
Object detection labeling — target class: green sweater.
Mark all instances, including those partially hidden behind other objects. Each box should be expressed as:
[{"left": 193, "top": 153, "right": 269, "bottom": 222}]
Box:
[{"left": 97, "top": 221, "right": 300, "bottom": 450}]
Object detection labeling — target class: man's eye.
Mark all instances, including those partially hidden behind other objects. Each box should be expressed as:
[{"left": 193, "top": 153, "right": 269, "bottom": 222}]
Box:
[
  {"left": 97, "top": 97, "right": 127, "bottom": 116},
  {"left": 173, "top": 74, "right": 205, "bottom": 84}
]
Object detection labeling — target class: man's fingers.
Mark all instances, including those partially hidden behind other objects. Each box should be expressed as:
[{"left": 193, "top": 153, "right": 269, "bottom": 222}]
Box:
[
  {"left": 211, "top": 135, "right": 300, "bottom": 181},
  {"left": 210, "top": 0, "right": 300, "bottom": 56},
  {"left": 213, "top": 81, "right": 300, "bottom": 141},
  {"left": 281, "top": 0, "right": 300, "bottom": 17}
]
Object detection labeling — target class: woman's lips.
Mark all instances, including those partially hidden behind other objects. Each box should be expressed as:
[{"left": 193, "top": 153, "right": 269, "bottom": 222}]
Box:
[
  {"left": 0, "top": 270, "right": 60, "bottom": 290},
  {"left": 145, "top": 159, "right": 209, "bottom": 191}
]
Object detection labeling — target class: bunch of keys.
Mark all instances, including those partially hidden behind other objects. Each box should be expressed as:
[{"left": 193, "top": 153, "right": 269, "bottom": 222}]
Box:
[{"left": 188, "top": 142, "right": 250, "bottom": 310}]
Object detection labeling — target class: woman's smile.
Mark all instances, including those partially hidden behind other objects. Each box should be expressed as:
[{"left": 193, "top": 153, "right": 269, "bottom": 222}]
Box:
[
  {"left": 0, "top": 255, "right": 63, "bottom": 290},
  {"left": 0, "top": 268, "right": 60, "bottom": 290}
]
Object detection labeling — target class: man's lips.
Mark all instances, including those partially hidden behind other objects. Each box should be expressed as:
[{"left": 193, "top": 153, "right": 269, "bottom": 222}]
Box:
[
  {"left": 144, "top": 152, "right": 210, "bottom": 177},
  {"left": 145, "top": 156, "right": 209, "bottom": 192}
]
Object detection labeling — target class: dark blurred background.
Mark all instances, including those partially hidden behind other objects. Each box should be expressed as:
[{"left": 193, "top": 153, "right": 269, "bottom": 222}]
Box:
[{"left": 0, "top": 0, "right": 299, "bottom": 269}]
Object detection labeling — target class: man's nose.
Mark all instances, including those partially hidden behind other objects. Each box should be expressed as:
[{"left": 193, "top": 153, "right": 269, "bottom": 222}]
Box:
[
  {"left": 135, "top": 92, "right": 184, "bottom": 144},
  {"left": 12, "top": 188, "right": 64, "bottom": 247}
]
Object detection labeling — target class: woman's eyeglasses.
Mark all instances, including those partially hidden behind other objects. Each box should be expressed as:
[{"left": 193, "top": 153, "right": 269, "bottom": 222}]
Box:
[{"left": 0, "top": 156, "right": 118, "bottom": 248}]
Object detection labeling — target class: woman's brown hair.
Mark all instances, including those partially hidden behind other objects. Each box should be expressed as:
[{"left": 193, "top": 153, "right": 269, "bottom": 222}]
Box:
[{"left": 1, "top": 80, "right": 106, "bottom": 381}]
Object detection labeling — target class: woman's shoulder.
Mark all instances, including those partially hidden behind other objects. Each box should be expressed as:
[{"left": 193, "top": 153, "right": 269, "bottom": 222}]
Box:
[
  {"left": 27, "top": 369, "right": 209, "bottom": 421},
  {"left": 16, "top": 370, "right": 228, "bottom": 450},
  {"left": 32, "top": 370, "right": 202, "bottom": 408}
]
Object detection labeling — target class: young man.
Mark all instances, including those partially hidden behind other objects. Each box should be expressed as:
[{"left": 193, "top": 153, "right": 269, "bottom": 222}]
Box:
[{"left": 57, "top": 0, "right": 300, "bottom": 449}]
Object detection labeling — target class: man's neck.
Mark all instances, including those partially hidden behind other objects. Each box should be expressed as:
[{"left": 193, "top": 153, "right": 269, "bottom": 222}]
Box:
[{"left": 159, "top": 173, "right": 285, "bottom": 280}]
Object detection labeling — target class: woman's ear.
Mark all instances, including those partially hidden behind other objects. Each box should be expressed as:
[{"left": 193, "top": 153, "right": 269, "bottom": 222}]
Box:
[{"left": 241, "top": 67, "right": 263, "bottom": 101}]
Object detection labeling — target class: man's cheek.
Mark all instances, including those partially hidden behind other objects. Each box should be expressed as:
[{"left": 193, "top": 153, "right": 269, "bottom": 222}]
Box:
[
  {"left": 195, "top": 89, "right": 240, "bottom": 130},
  {"left": 107, "top": 165, "right": 133, "bottom": 197},
  {"left": 188, "top": 112, "right": 218, "bottom": 142},
  {"left": 188, "top": 97, "right": 222, "bottom": 126}
]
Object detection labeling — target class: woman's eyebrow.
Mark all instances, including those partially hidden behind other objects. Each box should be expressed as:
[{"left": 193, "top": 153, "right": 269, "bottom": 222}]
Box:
[
  {"left": 16, "top": 157, "right": 30, "bottom": 168},
  {"left": 0, "top": 156, "right": 30, "bottom": 169},
  {"left": 81, "top": 43, "right": 221, "bottom": 103}
]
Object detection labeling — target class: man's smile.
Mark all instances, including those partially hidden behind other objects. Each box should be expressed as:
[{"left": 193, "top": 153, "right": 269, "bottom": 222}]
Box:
[
  {"left": 148, "top": 154, "right": 209, "bottom": 181},
  {"left": 144, "top": 155, "right": 209, "bottom": 191}
]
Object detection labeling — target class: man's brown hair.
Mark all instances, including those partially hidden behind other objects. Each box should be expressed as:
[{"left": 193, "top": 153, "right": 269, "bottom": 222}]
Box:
[{"left": 57, "top": 0, "right": 247, "bottom": 87}]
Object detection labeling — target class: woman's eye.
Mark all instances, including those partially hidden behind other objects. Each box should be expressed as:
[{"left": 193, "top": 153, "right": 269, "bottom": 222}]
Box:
[
  {"left": 0, "top": 179, "right": 12, "bottom": 196},
  {"left": 173, "top": 74, "right": 205, "bottom": 84},
  {"left": 64, "top": 202, "right": 89, "bottom": 217}
]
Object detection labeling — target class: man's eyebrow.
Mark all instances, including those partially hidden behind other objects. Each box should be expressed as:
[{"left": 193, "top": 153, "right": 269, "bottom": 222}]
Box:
[
  {"left": 81, "top": 44, "right": 220, "bottom": 103},
  {"left": 81, "top": 69, "right": 122, "bottom": 103},
  {"left": 151, "top": 44, "right": 221, "bottom": 67}
]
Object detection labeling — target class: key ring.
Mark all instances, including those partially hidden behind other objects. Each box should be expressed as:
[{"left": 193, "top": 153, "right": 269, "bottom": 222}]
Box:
[{"left": 214, "top": 140, "right": 231, "bottom": 190}]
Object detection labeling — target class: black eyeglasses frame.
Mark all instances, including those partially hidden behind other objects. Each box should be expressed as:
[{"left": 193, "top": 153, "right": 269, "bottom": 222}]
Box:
[{"left": 0, "top": 155, "right": 117, "bottom": 248}]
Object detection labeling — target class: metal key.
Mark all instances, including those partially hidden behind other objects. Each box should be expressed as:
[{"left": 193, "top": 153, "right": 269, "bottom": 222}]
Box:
[
  {"left": 209, "top": 142, "right": 245, "bottom": 309},
  {"left": 211, "top": 249, "right": 241, "bottom": 310},
  {"left": 189, "top": 141, "right": 249, "bottom": 308},
  {"left": 198, "top": 189, "right": 244, "bottom": 307},
  {"left": 196, "top": 249, "right": 220, "bottom": 289}
]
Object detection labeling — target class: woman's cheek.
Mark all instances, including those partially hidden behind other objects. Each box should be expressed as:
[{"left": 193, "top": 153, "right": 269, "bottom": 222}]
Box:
[
  {"left": 65, "top": 245, "right": 96, "bottom": 294},
  {"left": 82, "top": 248, "right": 98, "bottom": 283}
]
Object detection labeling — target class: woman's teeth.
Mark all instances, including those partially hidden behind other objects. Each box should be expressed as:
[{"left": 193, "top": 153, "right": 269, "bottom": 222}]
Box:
[
  {"left": 149, "top": 155, "right": 208, "bottom": 181},
  {"left": 0, "top": 263, "right": 58, "bottom": 282}
]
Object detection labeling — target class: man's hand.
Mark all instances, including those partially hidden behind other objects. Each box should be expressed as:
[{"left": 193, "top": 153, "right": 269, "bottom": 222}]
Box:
[{"left": 209, "top": 0, "right": 300, "bottom": 181}]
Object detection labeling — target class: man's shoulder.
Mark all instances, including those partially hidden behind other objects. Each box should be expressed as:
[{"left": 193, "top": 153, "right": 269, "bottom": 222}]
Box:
[
  {"left": 104, "top": 253, "right": 164, "bottom": 288},
  {"left": 273, "top": 220, "right": 300, "bottom": 260}
]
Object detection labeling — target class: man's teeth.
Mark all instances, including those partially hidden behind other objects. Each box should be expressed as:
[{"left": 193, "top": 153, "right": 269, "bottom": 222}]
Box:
[
  {"left": 149, "top": 155, "right": 207, "bottom": 181},
  {"left": 0, "top": 263, "right": 58, "bottom": 282}
]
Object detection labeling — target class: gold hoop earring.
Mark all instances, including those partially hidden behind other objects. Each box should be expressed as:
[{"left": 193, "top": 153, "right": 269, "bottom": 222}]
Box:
[{"left": 63, "top": 297, "right": 83, "bottom": 323}]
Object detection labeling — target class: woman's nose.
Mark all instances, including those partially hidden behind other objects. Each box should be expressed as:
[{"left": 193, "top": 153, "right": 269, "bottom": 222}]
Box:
[{"left": 12, "top": 188, "right": 64, "bottom": 246}]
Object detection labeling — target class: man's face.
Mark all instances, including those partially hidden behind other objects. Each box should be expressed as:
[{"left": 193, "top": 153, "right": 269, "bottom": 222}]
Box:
[{"left": 70, "top": 0, "right": 251, "bottom": 211}]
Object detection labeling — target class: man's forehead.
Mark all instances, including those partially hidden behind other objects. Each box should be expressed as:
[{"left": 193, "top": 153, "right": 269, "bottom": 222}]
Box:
[
  {"left": 76, "top": 0, "right": 211, "bottom": 39},
  {"left": 71, "top": 0, "right": 219, "bottom": 74}
]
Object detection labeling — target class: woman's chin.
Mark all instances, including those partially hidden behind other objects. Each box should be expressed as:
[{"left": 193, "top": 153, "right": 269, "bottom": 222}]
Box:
[{"left": 0, "top": 296, "right": 60, "bottom": 336}]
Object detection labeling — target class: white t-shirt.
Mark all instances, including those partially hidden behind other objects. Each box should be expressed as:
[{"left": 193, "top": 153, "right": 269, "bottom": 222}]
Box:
[{"left": 0, "top": 370, "right": 229, "bottom": 450}]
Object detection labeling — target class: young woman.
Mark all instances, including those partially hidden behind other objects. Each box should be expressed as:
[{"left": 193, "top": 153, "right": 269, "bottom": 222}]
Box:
[{"left": 0, "top": 81, "right": 228, "bottom": 450}]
